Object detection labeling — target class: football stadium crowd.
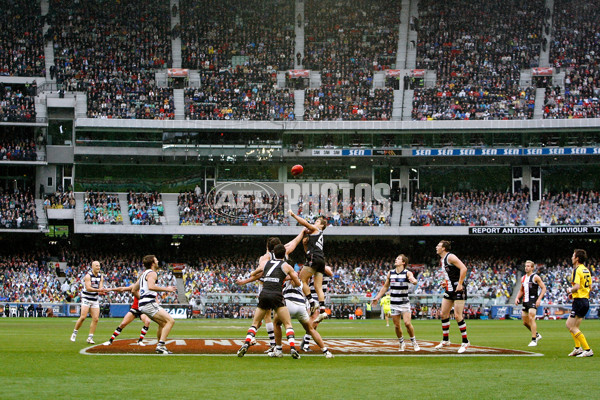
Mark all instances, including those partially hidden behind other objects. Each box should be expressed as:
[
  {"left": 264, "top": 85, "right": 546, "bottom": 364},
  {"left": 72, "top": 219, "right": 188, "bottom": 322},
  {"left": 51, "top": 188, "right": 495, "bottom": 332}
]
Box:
[
  {"left": 0, "top": 83, "right": 37, "bottom": 123},
  {"left": 0, "top": 191, "right": 37, "bottom": 229},
  {"left": 536, "top": 190, "right": 600, "bottom": 226},
  {"left": 0, "top": 0, "right": 45, "bottom": 77},
  {"left": 0, "top": 128, "right": 37, "bottom": 161},
  {"left": 83, "top": 191, "right": 123, "bottom": 225},
  {"left": 544, "top": 0, "right": 600, "bottom": 119},
  {"left": 302, "top": 0, "right": 398, "bottom": 120},
  {"left": 410, "top": 191, "right": 530, "bottom": 226},
  {"left": 43, "top": 190, "right": 75, "bottom": 210},
  {"left": 1, "top": 251, "right": 596, "bottom": 308},
  {"left": 127, "top": 191, "right": 164, "bottom": 225},
  {"left": 412, "top": 0, "right": 545, "bottom": 120},
  {"left": 178, "top": 191, "right": 289, "bottom": 226},
  {"left": 0, "top": 0, "right": 599, "bottom": 121},
  {"left": 49, "top": 0, "right": 173, "bottom": 119}
]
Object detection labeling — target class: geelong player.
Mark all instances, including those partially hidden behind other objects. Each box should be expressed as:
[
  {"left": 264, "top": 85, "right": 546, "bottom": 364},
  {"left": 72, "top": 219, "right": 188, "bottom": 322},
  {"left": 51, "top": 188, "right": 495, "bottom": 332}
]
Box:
[
  {"left": 288, "top": 210, "right": 327, "bottom": 317},
  {"left": 566, "top": 249, "right": 593, "bottom": 357},
  {"left": 237, "top": 244, "right": 302, "bottom": 359},
  {"left": 514, "top": 260, "right": 546, "bottom": 346},
  {"left": 301, "top": 265, "right": 333, "bottom": 351},
  {"left": 372, "top": 254, "right": 420, "bottom": 352},
  {"left": 130, "top": 255, "right": 177, "bottom": 355},
  {"left": 434, "top": 240, "right": 470, "bottom": 353},
  {"left": 70, "top": 261, "right": 106, "bottom": 344}
]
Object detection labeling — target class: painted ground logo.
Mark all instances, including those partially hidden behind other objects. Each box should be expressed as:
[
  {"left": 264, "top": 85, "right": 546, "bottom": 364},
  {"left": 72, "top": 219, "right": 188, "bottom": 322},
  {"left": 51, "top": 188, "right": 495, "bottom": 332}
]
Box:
[{"left": 82, "top": 339, "right": 541, "bottom": 357}]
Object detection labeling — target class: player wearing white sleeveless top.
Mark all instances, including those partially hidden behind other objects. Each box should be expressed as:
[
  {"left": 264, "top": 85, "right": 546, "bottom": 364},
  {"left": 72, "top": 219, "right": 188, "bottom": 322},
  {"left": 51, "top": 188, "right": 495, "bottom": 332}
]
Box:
[{"left": 131, "top": 255, "right": 177, "bottom": 354}]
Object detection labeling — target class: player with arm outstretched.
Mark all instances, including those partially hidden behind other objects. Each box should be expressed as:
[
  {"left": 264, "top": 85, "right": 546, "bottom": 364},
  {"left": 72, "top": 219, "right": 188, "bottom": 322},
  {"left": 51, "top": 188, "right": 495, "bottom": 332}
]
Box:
[
  {"left": 237, "top": 244, "right": 302, "bottom": 359},
  {"left": 103, "top": 284, "right": 152, "bottom": 346},
  {"left": 372, "top": 254, "right": 420, "bottom": 352},
  {"left": 288, "top": 209, "right": 328, "bottom": 317}
]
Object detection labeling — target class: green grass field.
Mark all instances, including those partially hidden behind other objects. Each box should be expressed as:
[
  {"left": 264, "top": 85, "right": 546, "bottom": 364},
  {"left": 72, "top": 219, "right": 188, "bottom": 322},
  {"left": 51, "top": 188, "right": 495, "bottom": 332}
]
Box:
[{"left": 0, "top": 317, "right": 598, "bottom": 399}]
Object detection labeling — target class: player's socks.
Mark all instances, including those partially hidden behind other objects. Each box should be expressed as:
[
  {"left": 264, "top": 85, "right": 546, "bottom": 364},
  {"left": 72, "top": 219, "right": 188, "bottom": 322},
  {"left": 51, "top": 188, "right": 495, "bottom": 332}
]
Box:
[
  {"left": 110, "top": 327, "right": 122, "bottom": 342},
  {"left": 73, "top": 329, "right": 78, "bottom": 334},
  {"left": 398, "top": 337, "right": 405, "bottom": 344},
  {"left": 457, "top": 319, "right": 468, "bottom": 343},
  {"left": 571, "top": 331, "right": 581, "bottom": 348},
  {"left": 441, "top": 318, "right": 450, "bottom": 341},
  {"left": 139, "top": 325, "right": 149, "bottom": 341},
  {"left": 266, "top": 322, "right": 275, "bottom": 347},
  {"left": 322, "top": 347, "right": 329, "bottom": 354},
  {"left": 286, "top": 328, "right": 296, "bottom": 348},
  {"left": 303, "top": 334, "right": 311, "bottom": 346},
  {"left": 245, "top": 326, "right": 257, "bottom": 344},
  {"left": 575, "top": 331, "right": 590, "bottom": 351},
  {"left": 410, "top": 337, "right": 416, "bottom": 342},
  {"left": 276, "top": 345, "right": 283, "bottom": 352},
  {"left": 319, "top": 301, "right": 326, "bottom": 314}
]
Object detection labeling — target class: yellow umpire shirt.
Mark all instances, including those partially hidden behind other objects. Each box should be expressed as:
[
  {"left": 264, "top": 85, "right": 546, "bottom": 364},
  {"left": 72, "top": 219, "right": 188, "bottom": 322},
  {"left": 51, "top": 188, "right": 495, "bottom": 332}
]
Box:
[{"left": 572, "top": 264, "right": 592, "bottom": 299}]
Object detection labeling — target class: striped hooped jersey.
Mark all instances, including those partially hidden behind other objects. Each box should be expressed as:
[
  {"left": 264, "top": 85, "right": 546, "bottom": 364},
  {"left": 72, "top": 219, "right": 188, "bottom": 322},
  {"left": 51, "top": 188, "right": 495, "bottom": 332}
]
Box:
[
  {"left": 389, "top": 269, "right": 410, "bottom": 306},
  {"left": 139, "top": 269, "right": 158, "bottom": 306},
  {"left": 283, "top": 281, "right": 307, "bottom": 305},
  {"left": 310, "top": 275, "right": 331, "bottom": 301},
  {"left": 81, "top": 271, "right": 101, "bottom": 302},
  {"left": 521, "top": 273, "right": 540, "bottom": 303}
]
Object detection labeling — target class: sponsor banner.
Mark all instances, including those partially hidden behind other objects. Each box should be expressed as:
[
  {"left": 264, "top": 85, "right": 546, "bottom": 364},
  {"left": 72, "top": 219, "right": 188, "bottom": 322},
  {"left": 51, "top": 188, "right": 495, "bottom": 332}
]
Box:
[
  {"left": 342, "top": 149, "right": 372, "bottom": 156},
  {"left": 412, "top": 147, "right": 600, "bottom": 157},
  {"left": 385, "top": 69, "right": 402, "bottom": 77},
  {"left": 312, "top": 149, "right": 342, "bottom": 156},
  {"left": 491, "top": 305, "right": 597, "bottom": 319},
  {"left": 163, "top": 304, "right": 191, "bottom": 319},
  {"left": 532, "top": 67, "right": 553, "bottom": 76},
  {"left": 411, "top": 69, "right": 425, "bottom": 77},
  {"left": 288, "top": 69, "right": 310, "bottom": 78},
  {"left": 470, "top": 226, "right": 600, "bottom": 235},
  {"left": 170, "top": 263, "right": 186, "bottom": 272},
  {"left": 374, "top": 149, "right": 400, "bottom": 156},
  {"left": 167, "top": 68, "right": 189, "bottom": 77}
]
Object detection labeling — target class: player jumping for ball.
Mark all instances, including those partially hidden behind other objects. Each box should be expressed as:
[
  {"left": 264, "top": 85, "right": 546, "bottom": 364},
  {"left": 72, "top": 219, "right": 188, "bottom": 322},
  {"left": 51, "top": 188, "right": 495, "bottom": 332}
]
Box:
[{"left": 288, "top": 210, "right": 328, "bottom": 317}]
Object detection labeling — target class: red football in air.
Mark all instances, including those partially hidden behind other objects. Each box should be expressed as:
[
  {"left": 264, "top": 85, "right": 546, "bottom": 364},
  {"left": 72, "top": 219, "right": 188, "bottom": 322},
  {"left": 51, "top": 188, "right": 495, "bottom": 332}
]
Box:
[{"left": 291, "top": 164, "right": 304, "bottom": 176}]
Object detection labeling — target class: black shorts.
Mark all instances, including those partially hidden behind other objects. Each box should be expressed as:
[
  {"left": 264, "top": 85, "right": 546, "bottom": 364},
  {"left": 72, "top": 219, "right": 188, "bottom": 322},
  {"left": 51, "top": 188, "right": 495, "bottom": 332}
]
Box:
[
  {"left": 443, "top": 284, "right": 467, "bottom": 301},
  {"left": 257, "top": 291, "right": 285, "bottom": 311},
  {"left": 570, "top": 298, "right": 590, "bottom": 318},
  {"left": 308, "top": 255, "right": 326, "bottom": 274},
  {"left": 522, "top": 301, "right": 537, "bottom": 312},
  {"left": 129, "top": 307, "right": 142, "bottom": 318}
]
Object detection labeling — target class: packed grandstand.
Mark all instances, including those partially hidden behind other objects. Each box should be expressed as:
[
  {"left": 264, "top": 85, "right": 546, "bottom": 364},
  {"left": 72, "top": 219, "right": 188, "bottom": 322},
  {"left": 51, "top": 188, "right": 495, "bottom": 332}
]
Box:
[{"left": 1, "top": 0, "right": 599, "bottom": 320}]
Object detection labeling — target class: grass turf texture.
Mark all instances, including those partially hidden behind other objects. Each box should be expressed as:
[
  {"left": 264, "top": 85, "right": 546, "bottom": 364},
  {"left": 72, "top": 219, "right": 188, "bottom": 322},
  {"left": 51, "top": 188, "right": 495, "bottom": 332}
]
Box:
[{"left": 0, "top": 318, "right": 598, "bottom": 399}]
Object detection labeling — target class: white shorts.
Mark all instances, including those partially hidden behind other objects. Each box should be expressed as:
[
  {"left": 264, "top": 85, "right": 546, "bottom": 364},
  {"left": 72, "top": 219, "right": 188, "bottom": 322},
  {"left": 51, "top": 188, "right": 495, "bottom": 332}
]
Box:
[
  {"left": 285, "top": 300, "right": 310, "bottom": 323},
  {"left": 139, "top": 302, "right": 162, "bottom": 318},
  {"left": 390, "top": 304, "right": 411, "bottom": 316},
  {"left": 81, "top": 299, "right": 100, "bottom": 309}
]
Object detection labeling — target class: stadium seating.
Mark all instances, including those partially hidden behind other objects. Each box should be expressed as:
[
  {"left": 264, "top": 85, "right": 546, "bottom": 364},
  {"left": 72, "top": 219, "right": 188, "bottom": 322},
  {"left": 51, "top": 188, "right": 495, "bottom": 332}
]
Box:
[
  {"left": 0, "top": 0, "right": 45, "bottom": 77},
  {"left": 410, "top": 191, "right": 530, "bottom": 226},
  {"left": 83, "top": 191, "right": 123, "bottom": 225},
  {"left": 413, "top": 0, "right": 544, "bottom": 120},
  {"left": 0, "top": 191, "right": 37, "bottom": 229}
]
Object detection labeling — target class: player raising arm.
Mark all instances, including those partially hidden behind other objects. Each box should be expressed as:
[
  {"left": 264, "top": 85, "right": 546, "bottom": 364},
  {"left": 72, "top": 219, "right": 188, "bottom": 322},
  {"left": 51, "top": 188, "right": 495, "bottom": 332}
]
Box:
[{"left": 288, "top": 209, "right": 328, "bottom": 317}]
